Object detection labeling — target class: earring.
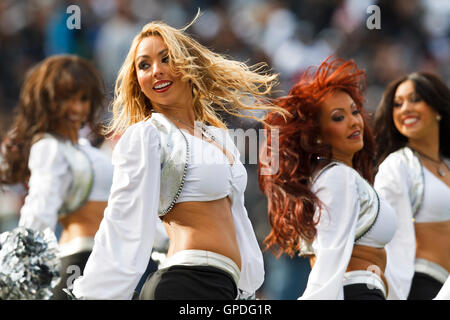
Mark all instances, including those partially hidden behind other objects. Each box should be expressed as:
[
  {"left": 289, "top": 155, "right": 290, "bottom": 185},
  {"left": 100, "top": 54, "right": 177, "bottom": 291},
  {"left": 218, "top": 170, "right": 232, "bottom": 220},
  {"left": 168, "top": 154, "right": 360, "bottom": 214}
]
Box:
[
  {"left": 316, "top": 138, "right": 322, "bottom": 144},
  {"left": 436, "top": 114, "right": 442, "bottom": 121}
]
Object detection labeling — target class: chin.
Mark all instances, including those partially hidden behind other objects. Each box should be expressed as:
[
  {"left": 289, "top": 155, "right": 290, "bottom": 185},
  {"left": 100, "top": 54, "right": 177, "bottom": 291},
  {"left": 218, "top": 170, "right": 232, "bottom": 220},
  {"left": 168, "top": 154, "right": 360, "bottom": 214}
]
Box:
[
  {"left": 398, "top": 129, "right": 419, "bottom": 140},
  {"left": 352, "top": 142, "right": 364, "bottom": 154}
]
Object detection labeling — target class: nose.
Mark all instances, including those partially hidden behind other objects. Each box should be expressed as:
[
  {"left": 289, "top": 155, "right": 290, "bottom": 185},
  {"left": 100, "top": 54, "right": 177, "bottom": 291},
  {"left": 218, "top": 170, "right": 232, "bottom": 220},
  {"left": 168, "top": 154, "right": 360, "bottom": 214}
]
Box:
[
  {"left": 398, "top": 100, "right": 414, "bottom": 113},
  {"left": 152, "top": 62, "right": 163, "bottom": 78},
  {"left": 349, "top": 112, "right": 362, "bottom": 128},
  {"left": 73, "top": 100, "right": 84, "bottom": 112},
  {"left": 72, "top": 99, "right": 89, "bottom": 117}
]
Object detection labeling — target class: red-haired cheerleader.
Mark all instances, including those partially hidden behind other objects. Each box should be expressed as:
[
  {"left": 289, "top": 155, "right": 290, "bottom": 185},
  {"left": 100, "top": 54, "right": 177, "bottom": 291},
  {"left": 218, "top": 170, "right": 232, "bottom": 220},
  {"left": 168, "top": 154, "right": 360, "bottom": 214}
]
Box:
[{"left": 259, "top": 56, "right": 397, "bottom": 300}]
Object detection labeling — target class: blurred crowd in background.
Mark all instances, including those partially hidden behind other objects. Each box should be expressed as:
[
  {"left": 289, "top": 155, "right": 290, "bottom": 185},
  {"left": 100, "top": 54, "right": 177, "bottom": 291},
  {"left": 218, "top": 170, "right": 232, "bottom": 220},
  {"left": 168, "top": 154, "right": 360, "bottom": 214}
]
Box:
[{"left": 0, "top": 0, "right": 449, "bottom": 299}]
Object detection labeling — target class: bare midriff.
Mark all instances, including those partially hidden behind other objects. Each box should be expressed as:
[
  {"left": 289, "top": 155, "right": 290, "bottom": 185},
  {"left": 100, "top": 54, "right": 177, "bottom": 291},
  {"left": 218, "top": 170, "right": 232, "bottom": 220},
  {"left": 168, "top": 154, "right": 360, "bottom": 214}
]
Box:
[
  {"left": 415, "top": 220, "right": 450, "bottom": 273},
  {"left": 309, "top": 245, "right": 388, "bottom": 293},
  {"left": 162, "top": 197, "right": 242, "bottom": 270},
  {"left": 346, "top": 245, "right": 388, "bottom": 292},
  {"left": 58, "top": 201, "right": 107, "bottom": 244}
]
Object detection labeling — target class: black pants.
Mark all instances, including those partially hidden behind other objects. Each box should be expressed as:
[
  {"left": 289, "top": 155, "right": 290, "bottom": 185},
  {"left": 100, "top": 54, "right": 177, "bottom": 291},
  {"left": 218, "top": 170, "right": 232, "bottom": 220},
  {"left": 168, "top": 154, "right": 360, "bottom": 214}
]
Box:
[
  {"left": 139, "top": 265, "right": 237, "bottom": 300},
  {"left": 408, "top": 272, "right": 443, "bottom": 300},
  {"left": 343, "top": 284, "right": 385, "bottom": 300},
  {"left": 51, "top": 251, "right": 91, "bottom": 300}
]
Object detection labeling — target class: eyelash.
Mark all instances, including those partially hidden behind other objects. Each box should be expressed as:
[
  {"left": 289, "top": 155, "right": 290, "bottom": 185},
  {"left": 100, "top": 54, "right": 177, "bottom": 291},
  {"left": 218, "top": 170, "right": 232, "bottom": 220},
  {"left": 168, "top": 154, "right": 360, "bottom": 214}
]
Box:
[
  {"left": 393, "top": 96, "right": 422, "bottom": 107},
  {"left": 138, "top": 56, "right": 169, "bottom": 70},
  {"left": 138, "top": 62, "right": 150, "bottom": 70},
  {"left": 332, "top": 115, "right": 344, "bottom": 122},
  {"left": 332, "top": 109, "right": 359, "bottom": 122}
]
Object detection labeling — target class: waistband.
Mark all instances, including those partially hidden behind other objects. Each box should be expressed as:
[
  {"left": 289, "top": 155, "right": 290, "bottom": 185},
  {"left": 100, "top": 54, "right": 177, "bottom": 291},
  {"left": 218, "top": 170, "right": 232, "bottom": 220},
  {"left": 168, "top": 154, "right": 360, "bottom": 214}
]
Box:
[
  {"left": 160, "top": 249, "right": 241, "bottom": 286},
  {"left": 59, "top": 237, "right": 95, "bottom": 258},
  {"left": 415, "top": 258, "right": 449, "bottom": 284},
  {"left": 342, "top": 270, "right": 387, "bottom": 299}
]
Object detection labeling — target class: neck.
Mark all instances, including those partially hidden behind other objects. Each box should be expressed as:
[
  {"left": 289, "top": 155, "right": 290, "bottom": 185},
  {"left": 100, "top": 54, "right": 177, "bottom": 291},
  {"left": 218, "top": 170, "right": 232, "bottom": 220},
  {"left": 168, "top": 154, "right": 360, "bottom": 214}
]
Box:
[
  {"left": 55, "top": 127, "right": 78, "bottom": 144},
  {"left": 153, "top": 105, "right": 195, "bottom": 127},
  {"left": 332, "top": 153, "right": 353, "bottom": 168},
  {"left": 408, "top": 136, "right": 440, "bottom": 160}
]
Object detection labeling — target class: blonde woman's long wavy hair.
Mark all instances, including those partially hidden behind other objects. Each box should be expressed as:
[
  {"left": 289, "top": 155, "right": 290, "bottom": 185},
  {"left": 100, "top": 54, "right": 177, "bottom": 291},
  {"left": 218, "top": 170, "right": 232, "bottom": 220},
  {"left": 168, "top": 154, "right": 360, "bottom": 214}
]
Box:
[{"left": 105, "top": 11, "right": 286, "bottom": 137}]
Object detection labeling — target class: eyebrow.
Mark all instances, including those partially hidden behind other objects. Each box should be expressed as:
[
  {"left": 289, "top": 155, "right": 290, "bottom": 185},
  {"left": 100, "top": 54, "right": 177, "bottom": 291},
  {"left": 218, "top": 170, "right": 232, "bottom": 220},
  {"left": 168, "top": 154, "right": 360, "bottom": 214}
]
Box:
[
  {"left": 136, "top": 49, "right": 169, "bottom": 61},
  {"left": 330, "top": 102, "right": 356, "bottom": 113},
  {"left": 394, "top": 92, "right": 416, "bottom": 100}
]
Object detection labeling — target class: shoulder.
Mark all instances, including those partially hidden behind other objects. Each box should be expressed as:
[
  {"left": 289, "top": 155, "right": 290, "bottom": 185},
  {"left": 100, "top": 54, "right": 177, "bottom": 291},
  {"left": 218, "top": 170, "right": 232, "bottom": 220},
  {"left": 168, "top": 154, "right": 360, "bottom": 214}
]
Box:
[
  {"left": 30, "top": 133, "right": 62, "bottom": 156},
  {"left": 112, "top": 120, "right": 161, "bottom": 162},
  {"left": 118, "top": 120, "right": 160, "bottom": 145},
  {"left": 313, "top": 164, "right": 361, "bottom": 218},
  {"left": 312, "top": 163, "right": 358, "bottom": 195},
  {"left": 380, "top": 147, "right": 412, "bottom": 167},
  {"left": 313, "top": 162, "right": 361, "bottom": 195},
  {"left": 315, "top": 162, "right": 357, "bottom": 185},
  {"left": 377, "top": 147, "right": 411, "bottom": 177},
  {"left": 29, "top": 134, "right": 67, "bottom": 169}
]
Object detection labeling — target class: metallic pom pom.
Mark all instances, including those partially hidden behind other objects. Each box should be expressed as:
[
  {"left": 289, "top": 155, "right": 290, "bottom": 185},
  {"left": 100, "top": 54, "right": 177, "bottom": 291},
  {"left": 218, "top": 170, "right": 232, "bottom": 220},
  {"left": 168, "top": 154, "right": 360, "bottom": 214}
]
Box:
[{"left": 0, "top": 227, "right": 61, "bottom": 300}]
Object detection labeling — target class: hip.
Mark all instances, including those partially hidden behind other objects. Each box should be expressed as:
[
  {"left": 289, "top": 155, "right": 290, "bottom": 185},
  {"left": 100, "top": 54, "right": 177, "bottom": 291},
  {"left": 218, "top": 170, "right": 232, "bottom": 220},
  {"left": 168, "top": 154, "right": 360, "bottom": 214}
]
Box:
[{"left": 139, "top": 249, "right": 240, "bottom": 300}]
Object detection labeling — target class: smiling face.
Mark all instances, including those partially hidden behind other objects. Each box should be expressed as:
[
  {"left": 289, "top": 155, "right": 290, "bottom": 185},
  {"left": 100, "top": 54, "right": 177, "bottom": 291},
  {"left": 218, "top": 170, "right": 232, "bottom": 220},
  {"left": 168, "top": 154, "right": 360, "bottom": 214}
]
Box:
[
  {"left": 135, "top": 35, "right": 192, "bottom": 111},
  {"left": 392, "top": 80, "right": 440, "bottom": 142},
  {"left": 58, "top": 91, "right": 91, "bottom": 141},
  {"left": 319, "top": 90, "right": 364, "bottom": 166}
]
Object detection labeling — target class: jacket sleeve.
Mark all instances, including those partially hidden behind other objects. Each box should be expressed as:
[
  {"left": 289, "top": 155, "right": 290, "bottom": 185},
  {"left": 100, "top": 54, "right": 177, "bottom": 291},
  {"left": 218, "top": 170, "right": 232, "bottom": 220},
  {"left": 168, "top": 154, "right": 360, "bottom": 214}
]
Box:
[
  {"left": 72, "top": 121, "right": 161, "bottom": 299},
  {"left": 299, "top": 165, "right": 359, "bottom": 300},
  {"left": 374, "top": 155, "right": 416, "bottom": 300},
  {"left": 19, "top": 137, "right": 71, "bottom": 232}
]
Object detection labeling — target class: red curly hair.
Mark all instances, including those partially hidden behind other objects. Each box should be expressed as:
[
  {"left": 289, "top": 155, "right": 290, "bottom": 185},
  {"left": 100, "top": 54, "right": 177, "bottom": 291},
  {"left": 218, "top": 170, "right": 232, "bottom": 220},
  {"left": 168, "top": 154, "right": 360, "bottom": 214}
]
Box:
[{"left": 258, "top": 56, "right": 376, "bottom": 257}]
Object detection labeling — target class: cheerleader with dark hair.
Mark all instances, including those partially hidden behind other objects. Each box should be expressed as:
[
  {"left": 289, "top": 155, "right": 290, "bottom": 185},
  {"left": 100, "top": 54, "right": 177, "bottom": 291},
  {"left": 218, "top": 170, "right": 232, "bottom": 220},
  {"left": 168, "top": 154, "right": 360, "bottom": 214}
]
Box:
[
  {"left": 374, "top": 72, "right": 450, "bottom": 300},
  {"left": 0, "top": 55, "right": 113, "bottom": 299}
]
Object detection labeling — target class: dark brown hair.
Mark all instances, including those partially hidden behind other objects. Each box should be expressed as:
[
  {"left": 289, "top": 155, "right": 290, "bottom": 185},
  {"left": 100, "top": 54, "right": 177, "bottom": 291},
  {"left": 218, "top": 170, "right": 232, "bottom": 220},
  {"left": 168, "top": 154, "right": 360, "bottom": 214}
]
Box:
[
  {"left": 0, "top": 55, "right": 106, "bottom": 185},
  {"left": 374, "top": 72, "right": 450, "bottom": 164}
]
